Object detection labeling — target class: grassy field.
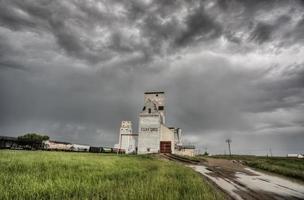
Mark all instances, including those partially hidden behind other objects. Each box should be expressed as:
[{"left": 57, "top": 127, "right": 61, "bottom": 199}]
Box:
[
  {"left": 0, "top": 150, "right": 224, "bottom": 200},
  {"left": 209, "top": 155, "right": 304, "bottom": 181}
]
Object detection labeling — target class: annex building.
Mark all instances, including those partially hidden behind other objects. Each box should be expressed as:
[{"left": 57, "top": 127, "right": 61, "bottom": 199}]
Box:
[{"left": 116, "top": 121, "right": 137, "bottom": 154}]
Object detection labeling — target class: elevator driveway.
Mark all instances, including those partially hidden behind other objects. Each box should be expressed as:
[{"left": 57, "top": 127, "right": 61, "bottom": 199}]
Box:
[{"left": 189, "top": 158, "right": 304, "bottom": 200}]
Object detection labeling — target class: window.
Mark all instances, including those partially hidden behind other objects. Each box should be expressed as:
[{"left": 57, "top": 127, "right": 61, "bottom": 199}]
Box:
[
  {"left": 156, "top": 94, "right": 158, "bottom": 97},
  {"left": 147, "top": 148, "right": 150, "bottom": 152},
  {"left": 158, "top": 106, "right": 164, "bottom": 110},
  {"left": 148, "top": 108, "right": 151, "bottom": 113},
  {"left": 142, "top": 106, "right": 146, "bottom": 111}
]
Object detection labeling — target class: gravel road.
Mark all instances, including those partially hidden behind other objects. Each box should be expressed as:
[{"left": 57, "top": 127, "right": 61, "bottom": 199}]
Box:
[{"left": 190, "top": 158, "right": 304, "bottom": 200}]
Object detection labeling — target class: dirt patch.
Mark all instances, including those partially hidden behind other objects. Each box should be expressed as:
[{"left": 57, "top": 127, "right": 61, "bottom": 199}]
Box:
[{"left": 203, "top": 158, "right": 256, "bottom": 177}]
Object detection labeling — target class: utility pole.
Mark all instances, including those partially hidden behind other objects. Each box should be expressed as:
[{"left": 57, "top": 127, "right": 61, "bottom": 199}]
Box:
[
  {"left": 226, "top": 139, "right": 232, "bottom": 156},
  {"left": 269, "top": 147, "right": 273, "bottom": 157}
]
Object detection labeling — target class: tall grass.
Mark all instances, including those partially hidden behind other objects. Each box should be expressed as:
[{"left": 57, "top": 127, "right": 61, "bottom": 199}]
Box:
[
  {"left": 0, "top": 150, "right": 223, "bottom": 200},
  {"left": 210, "top": 155, "right": 304, "bottom": 181},
  {"left": 245, "top": 157, "right": 304, "bottom": 181}
]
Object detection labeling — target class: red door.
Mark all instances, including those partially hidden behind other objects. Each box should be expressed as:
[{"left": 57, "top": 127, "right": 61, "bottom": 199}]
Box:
[{"left": 160, "top": 141, "right": 171, "bottom": 153}]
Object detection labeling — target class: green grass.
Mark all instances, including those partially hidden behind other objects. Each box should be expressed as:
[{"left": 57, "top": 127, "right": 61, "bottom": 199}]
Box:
[
  {"left": 0, "top": 150, "right": 224, "bottom": 200},
  {"left": 210, "top": 155, "right": 304, "bottom": 181}
]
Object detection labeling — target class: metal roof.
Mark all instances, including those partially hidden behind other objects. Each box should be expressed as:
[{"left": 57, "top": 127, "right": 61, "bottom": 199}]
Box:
[
  {"left": 0, "top": 136, "right": 17, "bottom": 141},
  {"left": 179, "top": 145, "right": 196, "bottom": 149},
  {"left": 144, "top": 91, "right": 165, "bottom": 94}
]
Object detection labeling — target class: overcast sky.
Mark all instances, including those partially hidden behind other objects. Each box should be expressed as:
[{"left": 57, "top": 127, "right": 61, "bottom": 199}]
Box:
[{"left": 1, "top": 0, "right": 304, "bottom": 155}]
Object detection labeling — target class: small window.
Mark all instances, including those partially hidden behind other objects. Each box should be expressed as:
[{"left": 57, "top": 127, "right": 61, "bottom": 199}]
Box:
[
  {"left": 156, "top": 94, "right": 158, "bottom": 97},
  {"left": 158, "top": 106, "right": 164, "bottom": 110},
  {"left": 148, "top": 108, "right": 151, "bottom": 113},
  {"left": 142, "top": 106, "right": 146, "bottom": 111},
  {"left": 147, "top": 148, "right": 150, "bottom": 152}
]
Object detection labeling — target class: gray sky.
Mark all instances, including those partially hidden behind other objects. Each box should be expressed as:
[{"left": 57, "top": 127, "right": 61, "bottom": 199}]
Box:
[{"left": 1, "top": 0, "right": 304, "bottom": 155}]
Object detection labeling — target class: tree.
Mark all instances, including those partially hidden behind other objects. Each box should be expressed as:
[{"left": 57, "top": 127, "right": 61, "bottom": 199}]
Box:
[
  {"left": 18, "top": 133, "right": 49, "bottom": 142},
  {"left": 17, "top": 133, "right": 49, "bottom": 149}
]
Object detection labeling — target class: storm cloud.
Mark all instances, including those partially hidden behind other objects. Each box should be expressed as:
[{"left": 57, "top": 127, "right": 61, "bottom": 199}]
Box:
[{"left": 0, "top": 0, "right": 304, "bottom": 155}]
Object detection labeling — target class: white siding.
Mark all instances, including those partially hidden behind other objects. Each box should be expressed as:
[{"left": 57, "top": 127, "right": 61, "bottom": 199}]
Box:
[
  {"left": 175, "top": 148, "right": 195, "bottom": 157},
  {"left": 138, "top": 115, "right": 161, "bottom": 154},
  {"left": 118, "top": 121, "right": 137, "bottom": 153},
  {"left": 120, "top": 135, "right": 137, "bottom": 153},
  {"left": 160, "top": 124, "right": 175, "bottom": 154}
]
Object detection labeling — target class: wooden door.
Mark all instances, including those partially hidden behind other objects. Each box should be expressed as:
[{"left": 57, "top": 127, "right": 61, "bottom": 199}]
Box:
[{"left": 160, "top": 141, "right": 171, "bottom": 153}]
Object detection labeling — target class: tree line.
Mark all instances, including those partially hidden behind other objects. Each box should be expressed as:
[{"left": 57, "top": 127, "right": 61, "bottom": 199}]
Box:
[{"left": 17, "top": 133, "right": 49, "bottom": 150}]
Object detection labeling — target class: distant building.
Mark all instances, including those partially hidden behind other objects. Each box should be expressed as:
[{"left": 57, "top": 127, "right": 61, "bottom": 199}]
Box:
[
  {"left": 0, "top": 136, "right": 18, "bottom": 149},
  {"left": 43, "top": 140, "right": 89, "bottom": 152},
  {"left": 175, "top": 145, "right": 196, "bottom": 157},
  {"left": 43, "top": 140, "right": 72, "bottom": 151},
  {"left": 70, "top": 144, "right": 90, "bottom": 152},
  {"left": 117, "top": 121, "right": 137, "bottom": 154},
  {"left": 287, "top": 154, "right": 303, "bottom": 159}
]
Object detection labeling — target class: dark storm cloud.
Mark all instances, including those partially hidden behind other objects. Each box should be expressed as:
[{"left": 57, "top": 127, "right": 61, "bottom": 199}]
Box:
[
  {"left": 0, "top": 3, "right": 36, "bottom": 30},
  {"left": 174, "top": 3, "right": 222, "bottom": 46},
  {"left": 217, "top": 0, "right": 287, "bottom": 17},
  {"left": 249, "top": 15, "right": 291, "bottom": 44},
  {"left": 164, "top": 58, "right": 304, "bottom": 133},
  {"left": 0, "top": 34, "right": 29, "bottom": 71},
  {"left": 241, "top": 64, "right": 304, "bottom": 113},
  {"left": 292, "top": 15, "right": 304, "bottom": 42},
  {"left": 0, "top": 0, "right": 124, "bottom": 63},
  {"left": 249, "top": 23, "right": 274, "bottom": 44},
  {"left": 0, "top": 0, "right": 304, "bottom": 154}
]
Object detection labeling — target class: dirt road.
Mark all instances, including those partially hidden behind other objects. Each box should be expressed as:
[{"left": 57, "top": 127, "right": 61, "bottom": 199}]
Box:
[{"left": 190, "top": 158, "right": 304, "bottom": 200}]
